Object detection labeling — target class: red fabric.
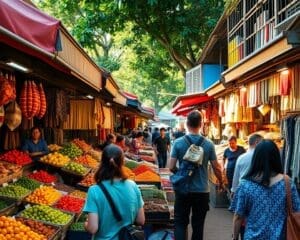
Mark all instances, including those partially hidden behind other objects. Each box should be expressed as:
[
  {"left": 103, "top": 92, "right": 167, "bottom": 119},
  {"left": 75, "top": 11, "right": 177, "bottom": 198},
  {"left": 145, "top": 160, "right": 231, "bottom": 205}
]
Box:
[
  {"left": 0, "top": 0, "right": 60, "bottom": 53},
  {"left": 172, "top": 94, "right": 212, "bottom": 114},
  {"left": 280, "top": 71, "right": 291, "bottom": 96},
  {"left": 122, "top": 91, "right": 138, "bottom": 100}
]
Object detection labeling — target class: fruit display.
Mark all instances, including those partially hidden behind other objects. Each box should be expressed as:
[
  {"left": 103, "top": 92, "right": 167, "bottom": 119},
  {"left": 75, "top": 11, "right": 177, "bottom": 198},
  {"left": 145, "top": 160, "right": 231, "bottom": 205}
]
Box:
[
  {"left": 20, "top": 205, "right": 73, "bottom": 225},
  {"left": 52, "top": 182, "right": 75, "bottom": 193},
  {"left": 25, "top": 186, "right": 61, "bottom": 206},
  {"left": 28, "top": 170, "right": 57, "bottom": 184},
  {"left": 140, "top": 186, "right": 166, "bottom": 200},
  {"left": 0, "top": 150, "right": 32, "bottom": 166},
  {"left": 16, "top": 217, "right": 59, "bottom": 240},
  {"left": 13, "top": 176, "right": 41, "bottom": 190},
  {"left": 135, "top": 171, "right": 161, "bottom": 182},
  {"left": 40, "top": 152, "right": 70, "bottom": 167},
  {"left": 78, "top": 173, "right": 95, "bottom": 187},
  {"left": 0, "top": 185, "right": 30, "bottom": 199},
  {"left": 0, "top": 161, "right": 22, "bottom": 180},
  {"left": 75, "top": 155, "right": 99, "bottom": 169},
  {"left": 55, "top": 195, "right": 85, "bottom": 213},
  {"left": 69, "top": 190, "right": 87, "bottom": 199},
  {"left": 0, "top": 216, "right": 47, "bottom": 240},
  {"left": 72, "top": 139, "right": 92, "bottom": 152},
  {"left": 47, "top": 144, "right": 62, "bottom": 152},
  {"left": 59, "top": 143, "right": 83, "bottom": 159},
  {"left": 62, "top": 162, "right": 89, "bottom": 176}
]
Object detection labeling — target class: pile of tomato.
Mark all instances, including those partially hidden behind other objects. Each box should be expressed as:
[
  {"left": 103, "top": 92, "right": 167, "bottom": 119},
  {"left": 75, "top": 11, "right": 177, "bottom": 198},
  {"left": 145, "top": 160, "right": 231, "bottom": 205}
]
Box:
[
  {"left": 55, "top": 195, "right": 85, "bottom": 213},
  {"left": 28, "top": 170, "right": 57, "bottom": 183},
  {"left": 0, "top": 150, "right": 32, "bottom": 166}
]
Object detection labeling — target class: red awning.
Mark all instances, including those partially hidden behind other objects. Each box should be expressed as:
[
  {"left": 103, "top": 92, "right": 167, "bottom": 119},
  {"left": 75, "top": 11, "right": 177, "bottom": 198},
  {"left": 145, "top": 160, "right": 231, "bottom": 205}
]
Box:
[
  {"left": 122, "top": 91, "right": 138, "bottom": 100},
  {"left": 171, "top": 93, "right": 212, "bottom": 116},
  {"left": 0, "top": 0, "right": 60, "bottom": 53}
]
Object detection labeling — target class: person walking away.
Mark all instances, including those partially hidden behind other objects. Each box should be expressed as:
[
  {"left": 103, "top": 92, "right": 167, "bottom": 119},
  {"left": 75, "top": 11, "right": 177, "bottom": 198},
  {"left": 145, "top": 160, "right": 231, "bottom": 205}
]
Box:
[
  {"left": 169, "top": 110, "right": 224, "bottom": 240},
  {"left": 153, "top": 128, "right": 170, "bottom": 168},
  {"left": 223, "top": 136, "right": 246, "bottom": 193},
  {"left": 231, "top": 134, "right": 263, "bottom": 240},
  {"left": 100, "top": 133, "right": 116, "bottom": 150},
  {"left": 230, "top": 140, "right": 300, "bottom": 240},
  {"left": 84, "top": 144, "right": 145, "bottom": 239}
]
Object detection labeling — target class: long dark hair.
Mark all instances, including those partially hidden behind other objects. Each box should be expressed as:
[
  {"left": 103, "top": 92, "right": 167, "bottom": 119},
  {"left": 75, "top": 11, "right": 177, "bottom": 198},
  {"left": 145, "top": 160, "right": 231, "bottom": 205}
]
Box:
[
  {"left": 244, "top": 139, "right": 283, "bottom": 186},
  {"left": 94, "top": 144, "right": 127, "bottom": 183}
]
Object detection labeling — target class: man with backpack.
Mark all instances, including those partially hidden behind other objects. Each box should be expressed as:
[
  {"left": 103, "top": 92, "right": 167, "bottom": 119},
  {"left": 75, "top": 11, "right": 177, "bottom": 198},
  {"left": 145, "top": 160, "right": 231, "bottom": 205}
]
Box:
[{"left": 169, "top": 110, "right": 224, "bottom": 240}]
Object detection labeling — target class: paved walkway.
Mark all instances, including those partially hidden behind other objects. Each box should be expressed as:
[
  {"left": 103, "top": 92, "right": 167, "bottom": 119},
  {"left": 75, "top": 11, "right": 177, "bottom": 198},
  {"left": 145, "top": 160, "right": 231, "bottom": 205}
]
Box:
[{"left": 188, "top": 205, "right": 233, "bottom": 240}]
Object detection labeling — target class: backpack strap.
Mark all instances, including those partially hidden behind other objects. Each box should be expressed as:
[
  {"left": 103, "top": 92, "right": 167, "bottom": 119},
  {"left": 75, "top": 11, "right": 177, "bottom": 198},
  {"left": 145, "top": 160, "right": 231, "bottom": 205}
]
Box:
[
  {"left": 185, "top": 135, "right": 205, "bottom": 147},
  {"left": 98, "top": 182, "right": 122, "bottom": 222}
]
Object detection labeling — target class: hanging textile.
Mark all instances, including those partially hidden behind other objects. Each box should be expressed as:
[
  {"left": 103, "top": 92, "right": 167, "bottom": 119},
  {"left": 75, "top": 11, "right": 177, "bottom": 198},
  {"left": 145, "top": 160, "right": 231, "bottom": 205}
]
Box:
[
  {"left": 239, "top": 88, "right": 247, "bottom": 107},
  {"left": 64, "top": 100, "right": 96, "bottom": 129},
  {"left": 102, "top": 106, "right": 112, "bottom": 129},
  {"left": 291, "top": 64, "right": 300, "bottom": 110},
  {"left": 279, "top": 70, "right": 291, "bottom": 96},
  {"left": 256, "top": 81, "right": 262, "bottom": 106},
  {"left": 281, "top": 114, "right": 300, "bottom": 185},
  {"left": 269, "top": 96, "right": 281, "bottom": 124},
  {"left": 248, "top": 83, "right": 257, "bottom": 107},
  {"left": 261, "top": 79, "right": 269, "bottom": 104},
  {"left": 218, "top": 99, "right": 225, "bottom": 117}
]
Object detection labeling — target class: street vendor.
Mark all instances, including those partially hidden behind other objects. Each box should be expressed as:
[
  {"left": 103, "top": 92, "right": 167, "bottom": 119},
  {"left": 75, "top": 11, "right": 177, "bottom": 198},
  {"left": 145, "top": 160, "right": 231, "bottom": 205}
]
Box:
[{"left": 22, "top": 126, "right": 49, "bottom": 161}]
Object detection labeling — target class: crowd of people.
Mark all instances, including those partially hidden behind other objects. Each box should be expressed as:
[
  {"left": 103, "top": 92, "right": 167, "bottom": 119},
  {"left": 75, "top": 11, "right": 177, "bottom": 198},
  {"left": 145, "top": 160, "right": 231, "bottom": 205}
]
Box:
[{"left": 21, "top": 113, "right": 300, "bottom": 240}]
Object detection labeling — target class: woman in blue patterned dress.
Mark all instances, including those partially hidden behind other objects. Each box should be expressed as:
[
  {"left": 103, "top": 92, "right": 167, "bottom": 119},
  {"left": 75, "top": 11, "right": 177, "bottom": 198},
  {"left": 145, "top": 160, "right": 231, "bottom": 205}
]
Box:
[{"left": 230, "top": 140, "right": 300, "bottom": 240}]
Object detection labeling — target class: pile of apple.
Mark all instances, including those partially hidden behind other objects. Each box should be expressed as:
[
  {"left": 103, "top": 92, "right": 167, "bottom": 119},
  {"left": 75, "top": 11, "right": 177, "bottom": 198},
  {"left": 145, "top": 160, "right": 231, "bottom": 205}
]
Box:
[{"left": 40, "top": 152, "right": 70, "bottom": 167}]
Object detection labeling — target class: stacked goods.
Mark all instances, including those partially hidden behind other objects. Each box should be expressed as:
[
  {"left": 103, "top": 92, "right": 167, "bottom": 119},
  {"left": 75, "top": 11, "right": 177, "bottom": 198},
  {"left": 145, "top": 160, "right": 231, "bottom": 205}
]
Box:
[
  {"left": 69, "top": 222, "right": 85, "bottom": 231},
  {"left": 13, "top": 177, "right": 41, "bottom": 190},
  {"left": 59, "top": 143, "right": 83, "bottom": 159},
  {"left": 75, "top": 155, "right": 99, "bottom": 169},
  {"left": 124, "top": 159, "right": 139, "bottom": 169},
  {"left": 40, "top": 152, "right": 70, "bottom": 167},
  {"left": 139, "top": 160, "right": 158, "bottom": 172},
  {"left": 62, "top": 162, "right": 89, "bottom": 176},
  {"left": 20, "top": 205, "right": 72, "bottom": 225},
  {"left": 55, "top": 195, "right": 85, "bottom": 213},
  {"left": 132, "top": 165, "right": 155, "bottom": 175},
  {"left": 78, "top": 173, "right": 95, "bottom": 187},
  {"left": 25, "top": 186, "right": 61, "bottom": 206},
  {"left": 140, "top": 187, "right": 165, "bottom": 200},
  {"left": 69, "top": 190, "right": 87, "bottom": 199},
  {"left": 19, "top": 81, "right": 46, "bottom": 119},
  {"left": 0, "top": 150, "right": 32, "bottom": 166},
  {"left": 0, "top": 185, "right": 30, "bottom": 199},
  {"left": 88, "top": 149, "right": 102, "bottom": 161},
  {"left": 48, "top": 144, "right": 62, "bottom": 152},
  {"left": 135, "top": 171, "right": 160, "bottom": 182},
  {"left": 122, "top": 166, "right": 135, "bottom": 180},
  {"left": 0, "top": 161, "right": 22, "bottom": 182},
  {"left": 16, "top": 217, "right": 58, "bottom": 240},
  {"left": 72, "top": 139, "right": 92, "bottom": 152},
  {"left": 28, "top": 170, "right": 57, "bottom": 184},
  {"left": 0, "top": 216, "right": 46, "bottom": 240}
]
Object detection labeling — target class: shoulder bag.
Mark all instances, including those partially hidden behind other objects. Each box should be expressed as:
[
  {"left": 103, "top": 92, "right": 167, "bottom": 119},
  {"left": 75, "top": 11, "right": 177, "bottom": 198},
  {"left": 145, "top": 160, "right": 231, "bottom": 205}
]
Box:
[
  {"left": 98, "top": 182, "right": 145, "bottom": 240},
  {"left": 284, "top": 175, "right": 300, "bottom": 240}
]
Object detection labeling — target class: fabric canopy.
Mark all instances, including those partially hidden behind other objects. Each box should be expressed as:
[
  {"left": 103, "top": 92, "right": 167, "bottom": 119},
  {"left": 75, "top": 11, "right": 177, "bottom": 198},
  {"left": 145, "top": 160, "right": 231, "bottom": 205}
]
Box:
[
  {"left": 0, "top": 0, "right": 60, "bottom": 52},
  {"left": 172, "top": 93, "right": 212, "bottom": 115}
]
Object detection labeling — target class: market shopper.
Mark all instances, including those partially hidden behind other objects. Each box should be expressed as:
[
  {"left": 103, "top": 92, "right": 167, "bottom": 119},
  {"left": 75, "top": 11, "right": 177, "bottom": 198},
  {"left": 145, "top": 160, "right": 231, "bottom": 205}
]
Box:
[
  {"left": 131, "top": 131, "right": 144, "bottom": 154},
  {"left": 22, "top": 126, "right": 49, "bottom": 161},
  {"left": 223, "top": 136, "right": 246, "bottom": 192},
  {"left": 115, "top": 134, "right": 127, "bottom": 152},
  {"left": 230, "top": 140, "right": 300, "bottom": 240},
  {"left": 83, "top": 144, "right": 145, "bottom": 239},
  {"left": 100, "top": 133, "right": 116, "bottom": 150},
  {"left": 153, "top": 127, "right": 170, "bottom": 168},
  {"left": 169, "top": 110, "right": 224, "bottom": 240}
]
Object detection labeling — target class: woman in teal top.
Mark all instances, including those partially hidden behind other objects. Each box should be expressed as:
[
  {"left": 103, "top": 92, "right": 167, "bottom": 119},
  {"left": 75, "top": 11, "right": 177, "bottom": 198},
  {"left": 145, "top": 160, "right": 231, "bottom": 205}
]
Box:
[{"left": 84, "top": 144, "right": 145, "bottom": 240}]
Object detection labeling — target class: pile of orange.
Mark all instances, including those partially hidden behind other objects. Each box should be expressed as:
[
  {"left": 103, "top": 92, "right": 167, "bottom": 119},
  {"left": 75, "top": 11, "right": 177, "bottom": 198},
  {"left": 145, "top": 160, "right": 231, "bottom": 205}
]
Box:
[
  {"left": 0, "top": 216, "right": 46, "bottom": 240},
  {"left": 25, "top": 186, "right": 61, "bottom": 206},
  {"left": 75, "top": 155, "right": 99, "bottom": 169}
]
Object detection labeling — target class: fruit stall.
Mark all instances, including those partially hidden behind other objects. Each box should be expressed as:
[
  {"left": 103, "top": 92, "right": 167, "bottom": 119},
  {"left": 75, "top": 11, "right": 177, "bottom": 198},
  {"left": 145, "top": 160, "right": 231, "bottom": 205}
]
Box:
[{"left": 0, "top": 139, "right": 174, "bottom": 240}]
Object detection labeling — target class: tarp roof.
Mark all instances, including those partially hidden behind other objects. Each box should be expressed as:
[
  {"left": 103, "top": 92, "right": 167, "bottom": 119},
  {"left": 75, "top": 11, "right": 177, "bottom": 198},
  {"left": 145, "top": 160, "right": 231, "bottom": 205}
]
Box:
[
  {"left": 0, "top": 0, "right": 60, "bottom": 53},
  {"left": 171, "top": 93, "right": 212, "bottom": 115}
]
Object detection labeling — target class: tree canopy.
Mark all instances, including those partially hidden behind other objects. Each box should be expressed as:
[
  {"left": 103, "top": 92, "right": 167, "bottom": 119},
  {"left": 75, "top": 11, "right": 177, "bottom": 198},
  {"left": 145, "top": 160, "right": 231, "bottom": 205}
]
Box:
[{"left": 35, "top": 0, "right": 225, "bottom": 112}]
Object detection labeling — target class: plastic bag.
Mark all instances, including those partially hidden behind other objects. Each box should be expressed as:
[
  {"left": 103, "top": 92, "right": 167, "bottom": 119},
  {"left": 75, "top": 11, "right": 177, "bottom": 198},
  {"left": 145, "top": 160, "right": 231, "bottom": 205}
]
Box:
[{"left": 5, "top": 101, "right": 22, "bottom": 131}]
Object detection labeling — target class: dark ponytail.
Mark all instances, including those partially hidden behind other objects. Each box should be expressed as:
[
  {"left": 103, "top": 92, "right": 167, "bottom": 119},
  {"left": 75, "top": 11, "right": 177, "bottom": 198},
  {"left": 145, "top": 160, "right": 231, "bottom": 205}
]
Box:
[{"left": 94, "top": 144, "right": 127, "bottom": 183}]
